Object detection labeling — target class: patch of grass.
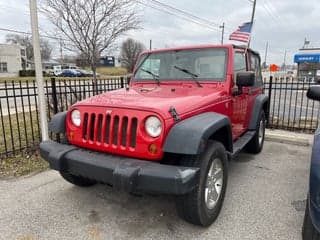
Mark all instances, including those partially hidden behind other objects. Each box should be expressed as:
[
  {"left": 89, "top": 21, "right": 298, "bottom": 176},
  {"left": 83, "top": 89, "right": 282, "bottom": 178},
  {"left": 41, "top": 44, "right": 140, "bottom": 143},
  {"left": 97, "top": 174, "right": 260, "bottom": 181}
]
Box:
[
  {"left": 0, "top": 111, "right": 40, "bottom": 155},
  {"left": 96, "top": 67, "right": 128, "bottom": 76},
  {"left": 0, "top": 152, "right": 48, "bottom": 178}
]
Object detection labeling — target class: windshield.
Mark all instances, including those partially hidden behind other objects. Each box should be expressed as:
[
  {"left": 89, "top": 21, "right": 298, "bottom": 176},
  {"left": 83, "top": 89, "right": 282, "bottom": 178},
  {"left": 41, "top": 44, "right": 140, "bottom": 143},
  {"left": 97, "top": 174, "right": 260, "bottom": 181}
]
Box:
[{"left": 134, "top": 48, "right": 227, "bottom": 82}]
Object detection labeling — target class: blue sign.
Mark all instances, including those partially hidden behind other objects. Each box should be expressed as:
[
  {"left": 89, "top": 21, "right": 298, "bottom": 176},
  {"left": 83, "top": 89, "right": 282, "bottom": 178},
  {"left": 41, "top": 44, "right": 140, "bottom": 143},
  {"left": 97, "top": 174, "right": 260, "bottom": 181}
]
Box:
[{"left": 294, "top": 54, "right": 320, "bottom": 63}]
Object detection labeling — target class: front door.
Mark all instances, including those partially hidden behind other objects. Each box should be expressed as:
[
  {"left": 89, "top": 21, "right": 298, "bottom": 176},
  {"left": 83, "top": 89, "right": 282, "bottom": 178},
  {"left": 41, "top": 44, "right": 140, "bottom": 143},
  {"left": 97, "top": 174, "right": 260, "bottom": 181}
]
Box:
[{"left": 231, "top": 50, "right": 250, "bottom": 139}]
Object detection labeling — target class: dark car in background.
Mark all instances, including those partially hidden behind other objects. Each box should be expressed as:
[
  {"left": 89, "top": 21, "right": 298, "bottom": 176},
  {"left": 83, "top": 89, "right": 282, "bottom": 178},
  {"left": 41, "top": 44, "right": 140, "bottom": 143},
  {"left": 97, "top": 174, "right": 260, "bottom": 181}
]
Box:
[
  {"left": 59, "top": 69, "right": 82, "bottom": 77},
  {"left": 303, "top": 86, "right": 320, "bottom": 240},
  {"left": 58, "top": 69, "right": 94, "bottom": 77},
  {"left": 77, "top": 69, "right": 94, "bottom": 77}
]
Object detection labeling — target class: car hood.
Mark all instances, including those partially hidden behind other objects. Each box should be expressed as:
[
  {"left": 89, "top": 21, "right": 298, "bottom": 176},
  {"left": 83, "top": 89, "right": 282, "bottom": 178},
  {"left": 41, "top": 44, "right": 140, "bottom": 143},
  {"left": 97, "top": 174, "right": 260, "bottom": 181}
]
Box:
[{"left": 74, "top": 83, "right": 227, "bottom": 119}]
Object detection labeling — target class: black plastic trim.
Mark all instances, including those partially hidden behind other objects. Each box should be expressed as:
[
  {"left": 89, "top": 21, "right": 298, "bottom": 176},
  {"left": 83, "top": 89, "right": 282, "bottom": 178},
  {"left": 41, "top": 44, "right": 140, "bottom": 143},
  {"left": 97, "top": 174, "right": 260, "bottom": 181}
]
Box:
[
  {"left": 248, "top": 94, "right": 268, "bottom": 130},
  {"left": 40, "top": 140, "right": 200, "bottom": 195},
  {"left": 163, "top": 112, "right": 232, "bottom": 155},
  {"left": 48, "top": 111, "right": 67, "bottom": 134}
]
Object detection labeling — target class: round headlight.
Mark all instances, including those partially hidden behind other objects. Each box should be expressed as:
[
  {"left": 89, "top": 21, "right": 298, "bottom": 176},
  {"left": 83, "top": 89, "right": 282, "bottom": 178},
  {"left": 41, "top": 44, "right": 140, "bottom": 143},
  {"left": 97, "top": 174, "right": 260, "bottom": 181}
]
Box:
[
  {"left": 71, "top": 109, "right": 81, "bottom": 127},
  {"left": 145, "top": 116, "right": 162, "bottom": 138}
]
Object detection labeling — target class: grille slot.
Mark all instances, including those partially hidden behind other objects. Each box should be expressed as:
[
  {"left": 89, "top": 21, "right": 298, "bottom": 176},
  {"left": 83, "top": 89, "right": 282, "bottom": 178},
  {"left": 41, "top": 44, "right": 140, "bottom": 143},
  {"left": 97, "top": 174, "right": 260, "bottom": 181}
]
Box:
[
  {"left": 83, "top": 113, "right": 89, "bottom": 139},
  {"left": 105, "top": 115, "right": 111, "bottom": 144},
  {"left": 121, "top": 117, "right": 128, "bottom": 146},
  {"left": 89, "top": 114, "right": 95, "bottom": 141},
  {"left": 130, "top": 118, "right": 138, "bottom": 148},
  {"left": 82, "top": 112, "right": 138, "bottom": 150},
  {"left": 97, "top": 114, "right": 103, "bottom": 142},
  {"left": 112, "top": 116, "right": 120, "bottom": 145}
]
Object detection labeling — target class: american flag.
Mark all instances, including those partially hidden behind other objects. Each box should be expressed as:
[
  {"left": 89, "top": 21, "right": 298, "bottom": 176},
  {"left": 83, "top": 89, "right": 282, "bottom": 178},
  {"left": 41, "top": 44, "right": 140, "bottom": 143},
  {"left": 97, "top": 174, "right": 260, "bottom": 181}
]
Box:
[{"left": 229, "top": 22, "right": 253, "bottom": 43}]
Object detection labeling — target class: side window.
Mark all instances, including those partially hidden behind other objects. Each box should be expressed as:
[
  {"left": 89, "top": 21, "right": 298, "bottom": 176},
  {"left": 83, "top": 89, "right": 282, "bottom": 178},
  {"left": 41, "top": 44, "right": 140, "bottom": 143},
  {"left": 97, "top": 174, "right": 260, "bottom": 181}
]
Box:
[
  {"left": 234, "top": 52, "right": 247, "bottom": 84},
  {"left": 234, "top": 52, "right": 247, "bottom": 72},
  {"left": 250, "top": 54, "right": 262, "bottom": 86}
]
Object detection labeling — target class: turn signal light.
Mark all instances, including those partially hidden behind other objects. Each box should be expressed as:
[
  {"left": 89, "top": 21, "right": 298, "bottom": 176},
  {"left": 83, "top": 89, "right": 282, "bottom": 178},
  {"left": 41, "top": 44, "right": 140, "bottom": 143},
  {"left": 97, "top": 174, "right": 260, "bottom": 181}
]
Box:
[
  {"left": 148, "top": 144, "right": 158, "bottom": 155},
  {"left": 68, "top": 131, "right": 75, "bottom": 140}
]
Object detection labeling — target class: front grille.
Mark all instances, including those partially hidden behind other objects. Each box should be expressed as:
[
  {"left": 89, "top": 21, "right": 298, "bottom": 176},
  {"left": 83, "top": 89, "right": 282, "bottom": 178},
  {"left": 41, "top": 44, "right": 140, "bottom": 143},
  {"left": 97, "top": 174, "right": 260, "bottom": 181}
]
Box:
[{"left": 82, "top": 113, "right": 138, "bottom": 149}]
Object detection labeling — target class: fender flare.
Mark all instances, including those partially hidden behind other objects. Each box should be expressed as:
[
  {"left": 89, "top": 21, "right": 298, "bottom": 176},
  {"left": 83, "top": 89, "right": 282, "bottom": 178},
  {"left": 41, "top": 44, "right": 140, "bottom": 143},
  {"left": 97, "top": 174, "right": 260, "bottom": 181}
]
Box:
[
  {"left": 248, "top": 94, "right": 268, "bottom": 130},
  {"left": 163, "top": 112, "right": 233, "bottom": 155},
  {"left": 48, "top": 111, "right": 67, "bottom": 133}
]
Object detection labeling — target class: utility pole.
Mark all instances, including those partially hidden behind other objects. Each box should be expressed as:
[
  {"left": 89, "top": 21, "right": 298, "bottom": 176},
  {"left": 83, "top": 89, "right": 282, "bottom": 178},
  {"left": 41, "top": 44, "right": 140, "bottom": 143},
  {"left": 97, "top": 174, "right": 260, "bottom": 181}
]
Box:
[
  {"left": 220, "top": 22, "right": 225, "bottom": 44},
  {"left": 248, "top": 0, "right": 257, "bottom": 48},
  {"left": 149, "top": 40, "right": 152, "bottom": 50},
  {"left": 60, "top": 37, "right": 63, "bottom": 64},
  {"left": 29, "top": 0, "right": 48, "bottom": 141},
  {"left": 264, "top": 41, "right": 269, "bottom": 67},
  {"left": 283, "top": 50, "right": 287, "bottom": 72}
]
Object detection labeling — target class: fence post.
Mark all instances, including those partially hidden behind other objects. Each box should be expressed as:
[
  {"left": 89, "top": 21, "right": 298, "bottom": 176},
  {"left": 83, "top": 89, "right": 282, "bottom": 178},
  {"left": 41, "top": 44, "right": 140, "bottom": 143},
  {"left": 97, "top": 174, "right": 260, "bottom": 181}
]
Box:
[
  {"left": 267, "top": 75, "right": 273, "bottom": 127},
  {"left": 51, "top": 77, "right": 58, "bottom": 114},
  {"left": 50, "top": 77, "right": 60, "bottom": 142},
  {"left": 120, "top": 76, "right": 124, "bottom": 88},
  {"left": 126, "top": 75, "right": 131, "bottom": 86}
]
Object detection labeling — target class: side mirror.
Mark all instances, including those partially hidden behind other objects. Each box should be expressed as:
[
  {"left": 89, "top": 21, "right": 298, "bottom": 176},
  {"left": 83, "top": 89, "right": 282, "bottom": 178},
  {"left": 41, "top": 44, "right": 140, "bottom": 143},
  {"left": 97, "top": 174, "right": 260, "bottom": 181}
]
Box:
[
  {"left": 307, "top": 86, "right": 320, "bottom": 101},
  {"left": 236, "top": 71, "right": 255, "bottom": 87}
]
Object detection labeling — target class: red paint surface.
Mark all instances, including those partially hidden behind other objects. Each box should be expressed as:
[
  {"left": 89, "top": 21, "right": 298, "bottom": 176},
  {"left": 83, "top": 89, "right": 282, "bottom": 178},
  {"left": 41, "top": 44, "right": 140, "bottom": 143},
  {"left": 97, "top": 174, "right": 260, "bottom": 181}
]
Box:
[{"left": 66, "top": 45, "right": 263, "bottom": 161}]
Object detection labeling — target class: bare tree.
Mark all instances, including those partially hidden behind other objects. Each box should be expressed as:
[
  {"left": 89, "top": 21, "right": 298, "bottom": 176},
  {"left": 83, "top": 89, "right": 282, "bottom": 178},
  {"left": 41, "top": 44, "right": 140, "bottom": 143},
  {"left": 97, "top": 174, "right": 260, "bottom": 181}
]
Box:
[
  {"left": 42, "top": 0, "right": 140, "bottom": 93},
  {"left": 120, "top": 38, "right": 145, "bottom": 72},
  {"left": 6, "top": 34, "right": 52, "bottom": 61}
]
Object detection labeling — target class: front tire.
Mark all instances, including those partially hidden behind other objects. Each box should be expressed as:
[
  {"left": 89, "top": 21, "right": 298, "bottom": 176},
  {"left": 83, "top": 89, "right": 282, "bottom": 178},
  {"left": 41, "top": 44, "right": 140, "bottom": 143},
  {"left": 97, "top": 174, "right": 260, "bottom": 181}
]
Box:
[
  {"left": 246, "top": 111, "right": 266, "bottom": 154},
  {"left": 60, "top": 171, "right": 97, "bottom": 187},
  {"left": 303, "top": 199, "right": 320, "bottom": 240},
  {"left": 175, "top": 140, "right": 228, "bottom": 226}
]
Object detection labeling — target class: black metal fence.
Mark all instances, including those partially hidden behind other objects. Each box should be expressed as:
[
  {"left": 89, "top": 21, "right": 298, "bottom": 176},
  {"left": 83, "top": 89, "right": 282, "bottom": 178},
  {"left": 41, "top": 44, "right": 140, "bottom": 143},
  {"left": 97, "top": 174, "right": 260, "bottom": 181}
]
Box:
[
  {"left": 264, "top": 76, "right": 320, "bottom": 133},
  {"left": 0, "top": 76, "right": 319, "bottom": 158},
  {"left": 0, "top": 77, "right": 129, "bottom": 158}
]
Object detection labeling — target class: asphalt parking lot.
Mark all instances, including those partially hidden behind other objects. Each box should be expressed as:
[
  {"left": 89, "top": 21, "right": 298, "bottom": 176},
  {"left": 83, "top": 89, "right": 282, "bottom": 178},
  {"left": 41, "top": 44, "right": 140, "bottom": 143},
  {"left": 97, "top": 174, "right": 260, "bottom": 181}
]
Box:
[{"left": 0, "top": 141, "right": 311, "bottom": 240}]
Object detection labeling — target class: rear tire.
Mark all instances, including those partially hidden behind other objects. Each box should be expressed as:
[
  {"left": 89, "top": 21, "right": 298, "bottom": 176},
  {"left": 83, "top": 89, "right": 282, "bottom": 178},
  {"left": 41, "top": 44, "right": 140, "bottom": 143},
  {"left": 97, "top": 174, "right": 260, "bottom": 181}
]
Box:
[
  {"left": 60, "top": 171, "right": 97, "bottom": 187},
  {"left": 246, "top": 111, "right": 265, "bottom": 154},
  {"left": 175, "top": 140, "right": 228, "bottom": 226},
  {"left": 303, "top": 199, "right": 320, "bottom": 240}
]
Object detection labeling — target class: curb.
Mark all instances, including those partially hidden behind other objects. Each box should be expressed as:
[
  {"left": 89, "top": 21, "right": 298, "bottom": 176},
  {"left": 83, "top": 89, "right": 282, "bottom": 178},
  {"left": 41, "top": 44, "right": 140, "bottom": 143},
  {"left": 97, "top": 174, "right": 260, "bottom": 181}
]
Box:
[{"left": 265, "top": 129, "right": 312, "bottom": 147}]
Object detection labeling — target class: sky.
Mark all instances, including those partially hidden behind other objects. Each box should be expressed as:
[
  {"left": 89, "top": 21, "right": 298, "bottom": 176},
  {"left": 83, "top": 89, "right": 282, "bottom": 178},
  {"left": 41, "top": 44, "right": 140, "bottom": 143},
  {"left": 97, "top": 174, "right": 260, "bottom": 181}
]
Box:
[{"left": 0, "top": 0, "right": 318, "bottom": 65}]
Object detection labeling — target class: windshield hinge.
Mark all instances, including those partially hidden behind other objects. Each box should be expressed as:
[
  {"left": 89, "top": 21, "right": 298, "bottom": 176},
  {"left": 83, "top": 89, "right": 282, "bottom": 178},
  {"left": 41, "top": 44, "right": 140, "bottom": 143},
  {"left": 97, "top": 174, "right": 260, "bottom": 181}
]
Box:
[{"left": 169, "top": 106, "right": 180, "bottom": 122}]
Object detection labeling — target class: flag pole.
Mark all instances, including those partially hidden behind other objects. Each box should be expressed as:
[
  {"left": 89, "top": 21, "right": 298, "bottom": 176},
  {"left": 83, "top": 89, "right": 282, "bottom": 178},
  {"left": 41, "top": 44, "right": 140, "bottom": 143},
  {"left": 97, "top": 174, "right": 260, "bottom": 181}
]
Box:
[{"left": 247, "top": 0, "right": 257, "bottom": 48}]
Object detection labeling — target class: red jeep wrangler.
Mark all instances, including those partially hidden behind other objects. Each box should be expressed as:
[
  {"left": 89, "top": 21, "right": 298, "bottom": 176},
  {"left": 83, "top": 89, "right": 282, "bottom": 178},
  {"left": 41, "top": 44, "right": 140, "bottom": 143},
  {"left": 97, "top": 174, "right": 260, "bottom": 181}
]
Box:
[{"left": 40, "top": 44, "right": 268, "bottom": 226}]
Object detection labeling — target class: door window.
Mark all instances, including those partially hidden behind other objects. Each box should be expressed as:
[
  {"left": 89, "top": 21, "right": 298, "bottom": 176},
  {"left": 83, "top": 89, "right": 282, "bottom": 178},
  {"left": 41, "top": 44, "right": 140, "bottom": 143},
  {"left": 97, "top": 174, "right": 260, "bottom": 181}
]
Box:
[
  {"left": 234, "top": 52, "right": 247, "bottom": 72},
  {"left": 234, "top": 52, "right": 247, "bottom": 85},
  {"left": 250, "top": 54, "right": 262, "bottom": 86}
]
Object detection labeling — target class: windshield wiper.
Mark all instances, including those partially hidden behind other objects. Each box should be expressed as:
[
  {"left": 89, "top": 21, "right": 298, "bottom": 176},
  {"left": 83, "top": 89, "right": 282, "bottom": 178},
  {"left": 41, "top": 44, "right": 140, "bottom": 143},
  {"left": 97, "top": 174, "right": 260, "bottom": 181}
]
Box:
[
  {"left": 174, "top": 65, "right": 202, "bottom": 87},
  {"left": 140, "top": 68, "right": 160, "bottom": 86}
]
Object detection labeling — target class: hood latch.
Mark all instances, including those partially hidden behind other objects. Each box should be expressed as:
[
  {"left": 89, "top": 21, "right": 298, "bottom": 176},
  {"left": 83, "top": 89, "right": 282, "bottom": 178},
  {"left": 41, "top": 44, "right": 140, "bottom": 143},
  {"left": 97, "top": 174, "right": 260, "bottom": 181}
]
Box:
[{"left": 169, "top": 106, "right": 180, "bottom": 122}]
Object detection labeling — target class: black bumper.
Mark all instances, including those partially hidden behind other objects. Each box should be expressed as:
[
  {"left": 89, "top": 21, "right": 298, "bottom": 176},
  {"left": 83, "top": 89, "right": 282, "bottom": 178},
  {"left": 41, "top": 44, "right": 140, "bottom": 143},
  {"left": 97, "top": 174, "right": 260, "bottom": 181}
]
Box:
[{"left": 39, "top": 140, "right": 199, "bottom": 195}]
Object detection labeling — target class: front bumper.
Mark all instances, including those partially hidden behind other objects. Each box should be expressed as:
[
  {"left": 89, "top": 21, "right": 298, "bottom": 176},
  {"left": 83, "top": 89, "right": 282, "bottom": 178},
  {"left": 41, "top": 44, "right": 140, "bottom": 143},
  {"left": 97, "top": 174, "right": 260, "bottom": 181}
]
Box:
[{"left": 40, "top": 140, "right": 199, "bottom": 195}]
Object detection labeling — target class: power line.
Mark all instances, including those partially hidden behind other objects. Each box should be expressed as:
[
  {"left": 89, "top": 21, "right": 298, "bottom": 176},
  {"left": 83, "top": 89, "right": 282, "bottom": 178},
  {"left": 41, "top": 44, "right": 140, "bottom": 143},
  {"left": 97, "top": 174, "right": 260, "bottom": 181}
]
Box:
[
  {"left": 147, "top": 0, "right": 223, "bottom": 29},
  {"left": 136, "top": 0, "right": 223, "bottom": 33},
  {"left": 0, "top": 27, "right": 71, "bottom": 42}
]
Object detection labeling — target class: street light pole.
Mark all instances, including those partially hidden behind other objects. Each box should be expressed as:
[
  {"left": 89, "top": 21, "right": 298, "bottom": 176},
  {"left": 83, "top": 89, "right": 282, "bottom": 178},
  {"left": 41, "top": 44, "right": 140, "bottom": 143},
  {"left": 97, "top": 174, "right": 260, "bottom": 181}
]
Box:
[
  {"left": 220, "top": 22, "right": 225, "bottom": 44},
  {"left": 29, "top": 0, "right": 48, "bottom": 141}
]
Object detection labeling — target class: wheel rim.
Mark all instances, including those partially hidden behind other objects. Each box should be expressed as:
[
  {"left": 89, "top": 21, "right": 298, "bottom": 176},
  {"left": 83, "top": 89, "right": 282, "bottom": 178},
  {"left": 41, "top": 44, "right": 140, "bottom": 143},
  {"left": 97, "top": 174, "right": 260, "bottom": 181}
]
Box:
[
  {"left": 205, "top": 158, "right": 223, "bottom": 210},
  {"left": 258, "top": 119, "right": 264, "bottom": 146}
]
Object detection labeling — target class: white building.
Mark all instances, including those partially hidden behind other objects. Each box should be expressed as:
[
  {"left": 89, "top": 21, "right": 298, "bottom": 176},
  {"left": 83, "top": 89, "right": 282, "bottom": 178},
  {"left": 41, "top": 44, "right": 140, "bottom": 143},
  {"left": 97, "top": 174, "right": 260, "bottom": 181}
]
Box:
[{"left": 0, "top": 44, "right": 26, "bottom": 77}]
